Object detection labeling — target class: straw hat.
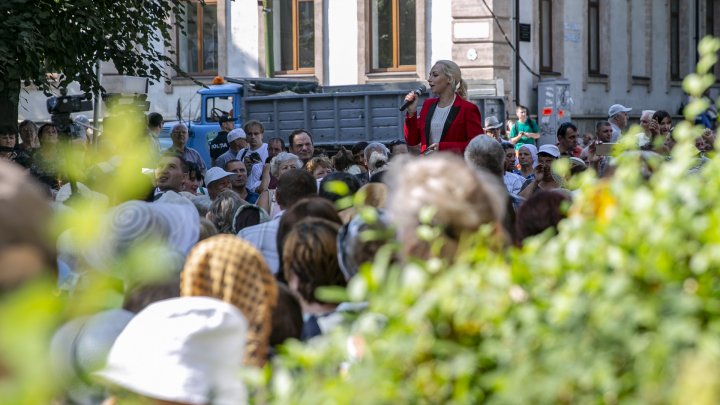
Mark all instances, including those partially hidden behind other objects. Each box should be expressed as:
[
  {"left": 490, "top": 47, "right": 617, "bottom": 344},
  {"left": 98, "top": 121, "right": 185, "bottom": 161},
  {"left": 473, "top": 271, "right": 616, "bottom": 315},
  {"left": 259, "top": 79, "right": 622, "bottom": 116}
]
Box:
[{"left": 180, "top": 234, "right": 278, "bottom": 367}]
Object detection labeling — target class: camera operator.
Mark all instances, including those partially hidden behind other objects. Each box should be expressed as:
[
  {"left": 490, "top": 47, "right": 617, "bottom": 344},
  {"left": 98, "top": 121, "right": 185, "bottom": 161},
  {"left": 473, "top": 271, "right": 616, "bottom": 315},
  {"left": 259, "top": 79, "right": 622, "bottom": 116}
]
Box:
[{"left": 0, "top": 125, "right": 31, "bottom": 168}]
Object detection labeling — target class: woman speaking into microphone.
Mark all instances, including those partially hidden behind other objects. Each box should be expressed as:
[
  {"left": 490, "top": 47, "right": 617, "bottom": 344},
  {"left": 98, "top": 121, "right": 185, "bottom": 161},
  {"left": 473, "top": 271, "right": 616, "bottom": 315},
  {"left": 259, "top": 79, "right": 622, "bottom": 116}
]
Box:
[{"left": 403, "top": 60, "right": 483, "bottom": 154}]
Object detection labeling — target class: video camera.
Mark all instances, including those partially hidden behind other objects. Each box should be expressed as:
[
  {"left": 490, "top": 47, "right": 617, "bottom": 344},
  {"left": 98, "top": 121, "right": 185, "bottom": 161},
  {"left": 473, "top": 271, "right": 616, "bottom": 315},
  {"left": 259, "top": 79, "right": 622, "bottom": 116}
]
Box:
[
  {"left": 46, "top": 93, "right": 93, "bottom": 115},
  {"left": 102, "top": 93, "right": 151, "bottom": 112},
  {"left": 46, "top": 92, "right": 94, "bottom": 137}
]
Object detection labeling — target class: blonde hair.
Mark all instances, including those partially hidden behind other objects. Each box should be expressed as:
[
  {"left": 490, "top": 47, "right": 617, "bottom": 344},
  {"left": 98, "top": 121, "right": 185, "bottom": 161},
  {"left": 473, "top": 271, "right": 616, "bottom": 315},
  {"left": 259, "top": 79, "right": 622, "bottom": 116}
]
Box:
[
  {"left": 305, "top": 156, "right": 333, "bottom": 174},
  {"left": 433, "top": 60, "right": 468, "bottom": 99},
  {"left": 387, "top": 154, "right": 507, "bottom": 259}
]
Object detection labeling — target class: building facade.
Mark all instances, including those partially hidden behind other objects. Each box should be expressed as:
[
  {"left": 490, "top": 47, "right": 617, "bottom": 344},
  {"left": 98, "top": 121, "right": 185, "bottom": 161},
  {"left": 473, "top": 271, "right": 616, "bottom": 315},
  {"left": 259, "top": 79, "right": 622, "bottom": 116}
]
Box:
[{"left": 19, "top": 0, "right": 720, "bottom": 135}]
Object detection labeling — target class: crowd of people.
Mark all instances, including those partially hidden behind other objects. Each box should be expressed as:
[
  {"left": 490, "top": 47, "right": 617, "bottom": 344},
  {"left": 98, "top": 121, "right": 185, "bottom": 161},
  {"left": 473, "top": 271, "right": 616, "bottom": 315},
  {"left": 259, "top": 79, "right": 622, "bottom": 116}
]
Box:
[{"left": 0, "top": 58, "right": 718, "bottom": 404}]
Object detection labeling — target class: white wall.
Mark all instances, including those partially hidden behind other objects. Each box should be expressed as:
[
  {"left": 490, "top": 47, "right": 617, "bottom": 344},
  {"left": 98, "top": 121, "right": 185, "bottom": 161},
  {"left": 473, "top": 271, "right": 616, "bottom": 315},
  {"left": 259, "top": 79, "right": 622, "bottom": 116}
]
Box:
[
  {"left": 428, "top": 0, "right": 452, "bottom": 70},
  {"left": 326, "top": 0, "right": 358, "bottom": 85},
  {"left": 228, "top": 0, "right": 261, "bottom": 78},
  {"left": 518, "top": 0, "right": 536, "bottom": 112}
]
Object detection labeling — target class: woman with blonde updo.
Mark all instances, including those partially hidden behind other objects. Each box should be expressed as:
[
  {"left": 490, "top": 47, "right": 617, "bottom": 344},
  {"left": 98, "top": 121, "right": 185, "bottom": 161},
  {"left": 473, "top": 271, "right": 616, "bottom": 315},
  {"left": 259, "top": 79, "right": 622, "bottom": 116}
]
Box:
[
  {"left": 386, "top": 154, "right": 507, "bottom": 259},
  {"left": 403, "top": 60, "right": 484, "bottom": 154}
]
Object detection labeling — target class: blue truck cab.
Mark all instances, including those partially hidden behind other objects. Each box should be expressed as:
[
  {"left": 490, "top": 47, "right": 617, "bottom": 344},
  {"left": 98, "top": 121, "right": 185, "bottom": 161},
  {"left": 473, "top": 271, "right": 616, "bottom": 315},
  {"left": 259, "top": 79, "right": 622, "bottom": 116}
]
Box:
[{"left": 159, "top": 82, "right": 243, "bottom": 168}]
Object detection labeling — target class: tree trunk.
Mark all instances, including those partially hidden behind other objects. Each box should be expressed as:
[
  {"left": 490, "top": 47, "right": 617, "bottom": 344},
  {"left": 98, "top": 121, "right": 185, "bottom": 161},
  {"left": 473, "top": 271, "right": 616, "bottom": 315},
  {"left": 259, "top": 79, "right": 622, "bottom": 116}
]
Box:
[{"left": 0, "top": 78, "right": 20, "bottom": 132}]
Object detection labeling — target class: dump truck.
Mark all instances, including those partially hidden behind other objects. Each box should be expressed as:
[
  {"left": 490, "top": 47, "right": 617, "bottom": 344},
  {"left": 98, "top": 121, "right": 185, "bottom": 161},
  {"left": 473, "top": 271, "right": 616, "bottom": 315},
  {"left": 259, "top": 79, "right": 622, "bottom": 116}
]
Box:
[{"left": 160, "top": 77, "right": 505, "bottom": 167}]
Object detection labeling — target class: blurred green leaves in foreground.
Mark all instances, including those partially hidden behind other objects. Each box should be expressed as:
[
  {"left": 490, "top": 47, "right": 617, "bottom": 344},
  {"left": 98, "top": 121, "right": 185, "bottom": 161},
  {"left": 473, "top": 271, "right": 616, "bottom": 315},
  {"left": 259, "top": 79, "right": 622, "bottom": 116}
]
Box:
[
  {"left": 1, "top": 37, "right": 720, "bottom": 404},
  {"left": 0, "top": 101, "right": 167, "bottom": 403}
]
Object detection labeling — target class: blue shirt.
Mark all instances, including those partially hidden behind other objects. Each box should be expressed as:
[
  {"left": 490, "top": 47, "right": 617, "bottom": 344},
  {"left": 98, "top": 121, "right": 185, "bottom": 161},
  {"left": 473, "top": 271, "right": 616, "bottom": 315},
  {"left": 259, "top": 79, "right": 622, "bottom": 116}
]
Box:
[{"left": 238, "top": 216, "right": 281, "bottom": 274}]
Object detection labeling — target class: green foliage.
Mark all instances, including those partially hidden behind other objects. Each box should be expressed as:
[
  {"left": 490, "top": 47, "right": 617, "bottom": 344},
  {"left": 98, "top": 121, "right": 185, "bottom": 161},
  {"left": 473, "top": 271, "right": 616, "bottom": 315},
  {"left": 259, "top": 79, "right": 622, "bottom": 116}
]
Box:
[
  {"left": 0, "top": 0, "right": 189, "bottom": 97},
  {"left": 265, "top": 37, "right": 720, "bottom": 404},
  {"left": 0, "top": 104, "right": 169, "bottom": 404}
]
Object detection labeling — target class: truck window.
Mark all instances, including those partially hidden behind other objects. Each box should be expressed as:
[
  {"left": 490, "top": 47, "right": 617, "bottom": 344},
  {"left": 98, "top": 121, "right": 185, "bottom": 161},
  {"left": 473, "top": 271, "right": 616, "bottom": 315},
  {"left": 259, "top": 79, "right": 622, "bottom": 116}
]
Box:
[{"left": 205, "top": 96, "right": 235, "bottom": 122}]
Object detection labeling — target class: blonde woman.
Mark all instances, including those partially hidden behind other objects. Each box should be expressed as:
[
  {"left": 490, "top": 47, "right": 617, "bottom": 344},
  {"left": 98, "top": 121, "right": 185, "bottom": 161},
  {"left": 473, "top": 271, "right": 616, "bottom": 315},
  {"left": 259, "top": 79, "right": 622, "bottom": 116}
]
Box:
[{"left": 403, "top": 60, "right": 483, "bottom": 154}]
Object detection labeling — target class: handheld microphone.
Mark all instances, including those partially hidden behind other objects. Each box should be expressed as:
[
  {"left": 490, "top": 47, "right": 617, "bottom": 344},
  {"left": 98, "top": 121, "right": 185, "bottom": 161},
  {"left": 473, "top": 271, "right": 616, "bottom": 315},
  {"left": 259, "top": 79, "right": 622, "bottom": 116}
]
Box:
[{"left": 399, "top": 85, "right": 427, "bottom": 112}]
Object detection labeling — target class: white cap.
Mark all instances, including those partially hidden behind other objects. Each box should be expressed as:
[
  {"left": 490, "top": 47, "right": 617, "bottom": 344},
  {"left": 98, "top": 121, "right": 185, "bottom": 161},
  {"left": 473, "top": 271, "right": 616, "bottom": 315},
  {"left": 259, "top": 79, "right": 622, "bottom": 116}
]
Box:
[
  {"left": 608, "top": 104, "right": 632, "bottom": 117},
  {"left": 538, "top": 144, "right": 560, "bottom": 158},
  {"left": 205, "top": 167, "right": 236, "bottom": 186},
  {"left": 96, "top": 297, "right": 248, "bottom": 405},
  {"left": 227, "top": 128, "right": 246, "bottom": 143}
]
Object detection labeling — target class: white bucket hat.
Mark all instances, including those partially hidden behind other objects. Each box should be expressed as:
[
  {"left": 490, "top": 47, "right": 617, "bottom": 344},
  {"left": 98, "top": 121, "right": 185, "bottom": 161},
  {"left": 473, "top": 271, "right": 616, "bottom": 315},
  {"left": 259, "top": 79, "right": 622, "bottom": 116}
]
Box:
[{"left": 96, "top": 297, "right": 248, "bottom": 405}]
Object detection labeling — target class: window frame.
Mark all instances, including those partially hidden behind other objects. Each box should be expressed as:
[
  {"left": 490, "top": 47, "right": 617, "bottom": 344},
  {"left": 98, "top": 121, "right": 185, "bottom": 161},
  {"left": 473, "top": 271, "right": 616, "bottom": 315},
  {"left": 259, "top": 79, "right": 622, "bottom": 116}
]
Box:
[
  {"left": 708, "top": 0, "right": 715, "bottom": 37},
  {"left": 369, "top": 0, "right": 417, "bottom": 73},
  {"left": 587, "top": 0, "right": 601, "bottom": 76},
  {"left": 275, "top": 0, "right": 315, "bottom": 75},
  {"left": 669, "top": 0, "right": 681, "bottom": 81},
  {"left": 539, "top": 0, "right": 554, "bottom": 73},
  {"left": 176, "top": 0, "right": 219, "bottom": 76}
]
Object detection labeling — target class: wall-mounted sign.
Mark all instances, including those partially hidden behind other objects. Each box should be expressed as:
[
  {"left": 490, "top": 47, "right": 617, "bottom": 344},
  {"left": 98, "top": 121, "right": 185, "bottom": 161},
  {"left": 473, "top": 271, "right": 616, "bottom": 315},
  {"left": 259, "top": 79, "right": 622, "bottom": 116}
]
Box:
[
  {"left": 519, "top": 23, "right": 531, "bottom": 42},
  {"left": 453, "top": 21, "right": 490, "bottom": 40}
]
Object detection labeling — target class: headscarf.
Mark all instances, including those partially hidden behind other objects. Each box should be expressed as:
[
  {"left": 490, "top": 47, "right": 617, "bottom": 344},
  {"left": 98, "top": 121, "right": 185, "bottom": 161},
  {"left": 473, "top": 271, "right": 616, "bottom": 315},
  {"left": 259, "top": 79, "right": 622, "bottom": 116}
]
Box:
[
  {"left": 519, "top": 144, "right": 538, "bottom": 168},
  {"left": 180, "top": 235, "right": 278, "bottom": 367}
]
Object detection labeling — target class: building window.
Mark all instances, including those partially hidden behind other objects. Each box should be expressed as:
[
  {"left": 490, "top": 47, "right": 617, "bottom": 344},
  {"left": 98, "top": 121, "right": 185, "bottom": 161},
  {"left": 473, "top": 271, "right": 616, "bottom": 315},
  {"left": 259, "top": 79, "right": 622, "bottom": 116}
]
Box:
[
  {"left": 177, "top": 0, "right": 218, "bottom": 75},
  {"left": 670, "top": 0, "right": 680, "bottom": 80},
  {"left": 275, "top": 0, "right": 315, "bottom": 73},
  {"left": 588, "top": 0, "right": 600, "bottom": 75},
  {"left": 539, "top": 0, "right": 553, "bottom": 72},
  {"left": 630, "top": 0, "right": 648, "bottom": 79},
  {"left": 370, "top": 0, "right": 416, "bottom": 71}
]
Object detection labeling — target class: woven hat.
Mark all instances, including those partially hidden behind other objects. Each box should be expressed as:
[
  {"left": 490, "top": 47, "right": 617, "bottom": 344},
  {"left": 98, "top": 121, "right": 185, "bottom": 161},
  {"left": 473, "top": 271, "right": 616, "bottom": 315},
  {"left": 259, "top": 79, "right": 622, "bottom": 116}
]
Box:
[
  {"left": 82, "top": 194, "right": 199, "bottom": 274},
  {"left": 96, "top": 297, "right": 247, "bottom": 405},
  {"left": 180, "top": 234, "right": 278, "bottom": 367}
]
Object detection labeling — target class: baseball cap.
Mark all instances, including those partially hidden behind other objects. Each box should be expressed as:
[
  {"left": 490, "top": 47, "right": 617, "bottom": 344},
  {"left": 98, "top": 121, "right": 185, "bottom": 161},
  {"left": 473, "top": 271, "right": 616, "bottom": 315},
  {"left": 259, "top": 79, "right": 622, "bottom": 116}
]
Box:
[
  {"left": 608, "top": 104, "right": 632, "bottom": 117},
  {"left": 484, "top": 116, "right": 503, "bottom": 129},
  {"left": 218, "top": 115, "right": 237, "bottom": 124},
  {"left": 227, "top": 128, "right": 246, "bottom": 143},
  {"left": 205, "top": 167, "right": 236, "bottom": 186},
  {"left": 537, "top": 144, "right": 560, "bottom": 158}
]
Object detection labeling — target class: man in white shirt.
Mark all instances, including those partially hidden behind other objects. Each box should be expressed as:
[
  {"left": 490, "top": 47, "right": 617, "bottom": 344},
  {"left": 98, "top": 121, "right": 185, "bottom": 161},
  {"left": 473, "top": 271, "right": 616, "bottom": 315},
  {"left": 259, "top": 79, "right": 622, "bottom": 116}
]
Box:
[
  {"left": 240, "top": 120, "right": 268, "bottom": 191},
  {"left": 608, "top": 104, "right": 632, "bottom": 142}
]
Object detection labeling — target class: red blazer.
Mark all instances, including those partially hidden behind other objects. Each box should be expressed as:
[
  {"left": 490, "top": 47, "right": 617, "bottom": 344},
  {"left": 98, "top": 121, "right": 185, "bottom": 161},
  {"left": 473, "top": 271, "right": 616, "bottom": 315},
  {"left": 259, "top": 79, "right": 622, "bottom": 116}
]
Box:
[{"left": 404, "top": 95, "right": 484, "bottom": 154}]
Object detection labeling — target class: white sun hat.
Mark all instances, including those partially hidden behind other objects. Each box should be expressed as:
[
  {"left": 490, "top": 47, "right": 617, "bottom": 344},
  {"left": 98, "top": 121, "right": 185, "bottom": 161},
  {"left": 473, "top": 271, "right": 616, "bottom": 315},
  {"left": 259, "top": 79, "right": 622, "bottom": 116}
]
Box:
[{"left": 96, "top": 296, "right": 248, "bottom": 405}]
